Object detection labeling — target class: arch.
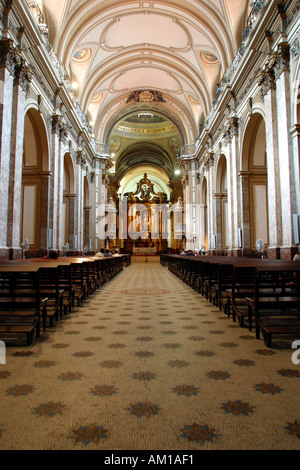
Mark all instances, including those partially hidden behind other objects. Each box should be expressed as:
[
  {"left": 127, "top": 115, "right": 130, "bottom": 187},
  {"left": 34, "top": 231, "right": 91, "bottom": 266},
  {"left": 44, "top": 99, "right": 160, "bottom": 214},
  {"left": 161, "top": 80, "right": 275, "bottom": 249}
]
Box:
[
  {"left": 240, "top": 107, "right": 265, "bottom": 171},
  {"left": 240, "top": 113, "right": 268, "bottom": 252},
  {"left": 23, "top": 108, "right": 49, "bottom": 172},
  {"left": 21, "top": 108, "right": 50, "bottom": 255},
  {"left": 115, "top": 141, "right": 175, "bottom": 180}
]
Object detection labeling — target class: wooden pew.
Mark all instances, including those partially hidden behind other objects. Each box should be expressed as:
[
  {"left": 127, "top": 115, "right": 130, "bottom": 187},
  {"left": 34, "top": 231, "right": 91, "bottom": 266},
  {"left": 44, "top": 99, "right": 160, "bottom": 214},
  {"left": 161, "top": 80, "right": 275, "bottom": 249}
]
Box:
[
  {"left": 229, "top": 260, "right": 300, "bottom": 328},
  {"left": 29, "top": 259, "right": 73, "bottom": 315},
  {"left": 246, "top": 263, "right": 300, "bottom": 346},
  {"left": 60, "top": 258, "right": 88, "bottom": 305},
  {"left": 0, "top": 264, "right": 47, "bottom": 344}
]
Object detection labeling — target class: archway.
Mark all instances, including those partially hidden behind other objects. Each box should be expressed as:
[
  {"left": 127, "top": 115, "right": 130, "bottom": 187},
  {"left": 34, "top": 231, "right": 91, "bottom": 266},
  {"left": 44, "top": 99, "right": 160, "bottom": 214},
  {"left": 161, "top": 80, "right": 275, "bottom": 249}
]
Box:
[
  {"left": 241, "top": 113, "right": 268, "bottom": 254},
  {"left": 21, "top": 109, "right": 49, "bottom": 255}
]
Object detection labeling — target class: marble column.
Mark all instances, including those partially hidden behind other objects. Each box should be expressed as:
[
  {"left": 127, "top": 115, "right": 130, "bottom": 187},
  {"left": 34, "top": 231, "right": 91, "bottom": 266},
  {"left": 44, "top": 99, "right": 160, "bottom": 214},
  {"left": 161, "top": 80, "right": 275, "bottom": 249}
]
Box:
[
  {"left": 290, "top": 124, "right": 300, "bottom": 215},
  {"left": 40, "top": 174, "right": 51, "bottom": 255},
  {"left": 275, "top": 44, "right": 297, "bottom": 259},
  {"left": 228, "top": 118, "right": 241, "bottom": 256},
  {"left": 48, "top": 114, "right": 61, "bottom": 251},
  {"left": 7, "top": 59, "right": 32, "bottom": 259},
  {"left": 199, "top": 203, "right": 207, "bottom": 249},
  {"left": 84, "top": 206, "right": 91, "bottom": 249},
  {"left": 57, "top": 127, "right": 68, "bottom": 253},
  {"left": 67, "top": 194, "right": 76, "bottom": 248},
  {"left": 203, "top": 155, "right": 215, "bottom": 253},
  {"left": 224, "top": 141, "right": 233, "bottom": 255},
  {"left": 0, "top": 39, "right": 15, "bottom": 259},
  {"left": 94, "top": 157, "right": 108, "bottom": 250},
  {"left": 194, "top": 172, "right": 201, "bottom": 249},
  {"left": 75, "top": 151, "right": 84, "bottom": 253},
  {"left": 261, "top": 69, "right": 282, "bottom": 258},
  {"left": 239, "top": 173, "right": 251, "bottom": 255},
  {"left": 214, "top": 193, "right": 223, "bottom": 254},
  {"left": 182, "top": 160, "right": 196, "bottom": 250}
]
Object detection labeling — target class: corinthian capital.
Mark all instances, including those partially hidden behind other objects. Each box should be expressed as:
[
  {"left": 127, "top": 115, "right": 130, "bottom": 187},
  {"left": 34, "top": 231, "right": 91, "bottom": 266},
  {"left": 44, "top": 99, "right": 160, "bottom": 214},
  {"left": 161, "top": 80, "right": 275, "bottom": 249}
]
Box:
[
  {"left": 274, "top": 44, "right": 290, "bottom": 79},
  {"left": 0, "top": 39, "right": 20, "bottom": 75},
  {"left": 223, "top": 116, "right": 239, "bottom": 143},
  {"left": 52, "top": 113, "right": 68, "bottom": 141},
  {"left": 14, "top": 60, "right": 33, "bottom": 94},
  {"left": 256, "top": 60, "right": 276, "bottom": 99}
]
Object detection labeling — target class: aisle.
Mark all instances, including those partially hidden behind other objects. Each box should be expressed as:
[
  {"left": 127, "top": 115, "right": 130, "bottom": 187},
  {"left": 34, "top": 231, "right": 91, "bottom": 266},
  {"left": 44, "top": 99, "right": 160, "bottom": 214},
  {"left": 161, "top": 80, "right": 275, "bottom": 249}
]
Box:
[{"left": 0, "top": 257, "right": 299, "bottom": 450}]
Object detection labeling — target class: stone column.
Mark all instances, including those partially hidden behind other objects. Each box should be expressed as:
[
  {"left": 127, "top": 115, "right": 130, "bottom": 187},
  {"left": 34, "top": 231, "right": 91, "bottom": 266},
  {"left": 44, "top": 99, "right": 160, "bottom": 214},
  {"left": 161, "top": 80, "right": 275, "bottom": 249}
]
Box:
[
  {"left": 199, "top": 203, "right": 207, "bottom": 249},
  {"left": 182, "top": 161, "right": 195, "bottom": 250},
  {"left": 239, "top": 172, "right": 251, "bottom": 256},
  {"left": 106, "top": 197, "right": 117, "bottom": 244},
  {"left": 194, "top": 172, "right": 201, "bottom": 249},
  {"left": 89, "top": 171, "right": 96, "bottom": 251},
  {"left": 274, "top": 43, "right": 297, "bottom": 259},
  {"left": 7, "top": 59, "right": 32, "bottom": 259},
  {"left": 57, "top": 124, "right": 68, "bottom": 253},
  {"left": 0, "top": 39, "right": 16, "bottom": 259},
  {"left": 202, "top": 155, "right": 214, "bottom": 253},
  {"left": 75, "top": 150, "right": 84, "bottom": 253},
  {"left": 290, "top": 124, "right": 300, "bottom": 215},
  {"left": 214, "top": 193, "right": 223, "bottom": 254},
  {"left": 84, "top": 206, "right": 92, "bottom": 249},
  {"left": 226, "top": 118, "right": 240, "bottom": 256},
  {"left": 40, "top": 173, "right": 51, "bottom": 255},
  {"left": 48, "top": 114, "right": 61, "bottom": 251},
  {"left": 66, "top": 193, "right": 76, "bottom": 247},
  {"left": 258, "top": 64, "right": 282, "bottom": 258},
  {"left": 94, "top": 157, "right": 108, "bottom": 250}
]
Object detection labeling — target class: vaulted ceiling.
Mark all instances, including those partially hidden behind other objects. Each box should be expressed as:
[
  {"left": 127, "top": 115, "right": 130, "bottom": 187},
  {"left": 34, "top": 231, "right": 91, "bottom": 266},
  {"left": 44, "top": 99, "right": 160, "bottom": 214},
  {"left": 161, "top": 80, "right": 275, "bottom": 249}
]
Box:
[{"left": 40, "top": 0, "right": 252, "bottom": 179}]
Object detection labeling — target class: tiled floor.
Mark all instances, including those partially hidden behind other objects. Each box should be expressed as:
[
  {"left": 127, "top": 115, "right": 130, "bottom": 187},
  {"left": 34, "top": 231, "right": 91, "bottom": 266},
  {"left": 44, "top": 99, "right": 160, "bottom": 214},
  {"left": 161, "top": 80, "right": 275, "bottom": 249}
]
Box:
[{"left": 0, "top": 257, "right": 299, "bottom": 450}]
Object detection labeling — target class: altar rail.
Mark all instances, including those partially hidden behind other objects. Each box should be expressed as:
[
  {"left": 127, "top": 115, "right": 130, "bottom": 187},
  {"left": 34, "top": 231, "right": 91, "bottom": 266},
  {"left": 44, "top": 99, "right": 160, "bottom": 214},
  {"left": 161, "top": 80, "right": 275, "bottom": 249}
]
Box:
[{"left": 133, "top": 248, "right": 157, "bottom": 254}]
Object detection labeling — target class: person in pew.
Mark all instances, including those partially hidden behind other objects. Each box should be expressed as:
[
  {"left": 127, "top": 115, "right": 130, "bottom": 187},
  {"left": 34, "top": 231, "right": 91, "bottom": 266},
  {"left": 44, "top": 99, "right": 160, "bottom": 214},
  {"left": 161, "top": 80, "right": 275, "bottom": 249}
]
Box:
[
  {"left": 43, "top": 251, "right": 59, "bottom": 259},
  {"left": 95, "top": 248, "right": 105, "bottom": 258},
  {"left": 284, "top": 251, "right": 300, "bottom": 287},
  {"left": 103, "top": 249, "right": 113, "bottom": 257},
  {"left": 292, "top": 251, "right": 300, "bottom": 286},
  {"left": 293, "top": 252, "right": 300, "bottom": 262}
]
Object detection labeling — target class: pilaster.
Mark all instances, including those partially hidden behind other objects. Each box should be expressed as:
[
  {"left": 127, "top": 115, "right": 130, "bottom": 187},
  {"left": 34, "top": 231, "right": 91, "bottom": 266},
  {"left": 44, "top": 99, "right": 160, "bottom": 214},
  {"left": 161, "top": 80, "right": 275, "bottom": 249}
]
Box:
[
  {"left": 7, "top": 59, "right": 32, "bottom": 259},
  {"left": 275, "top": 43, "right": 297, "bottom": 257},
  {"left": 257, "top": 61, "right": 282, "bottom": 258},
  {"left": 0, "top": 39, "right": 19, "bottom": 258}
]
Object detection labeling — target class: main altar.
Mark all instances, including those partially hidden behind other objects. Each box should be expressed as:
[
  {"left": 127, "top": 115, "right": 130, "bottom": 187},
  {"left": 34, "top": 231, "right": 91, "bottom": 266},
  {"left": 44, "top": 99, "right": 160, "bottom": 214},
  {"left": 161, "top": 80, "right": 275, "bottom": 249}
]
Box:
[
  {"left": 105, "top": 172, "right": 184, "bottom": 254},
  {"left": 122, "top": 173, "right": 169, "bottom": 254}
]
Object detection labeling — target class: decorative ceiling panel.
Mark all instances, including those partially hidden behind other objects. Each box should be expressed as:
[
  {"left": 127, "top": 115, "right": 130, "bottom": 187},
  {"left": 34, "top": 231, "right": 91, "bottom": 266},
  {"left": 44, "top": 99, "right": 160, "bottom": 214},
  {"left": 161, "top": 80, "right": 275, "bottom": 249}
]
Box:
[{"left": 39, "top": 0, "right": 252, "bottom": 175}]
